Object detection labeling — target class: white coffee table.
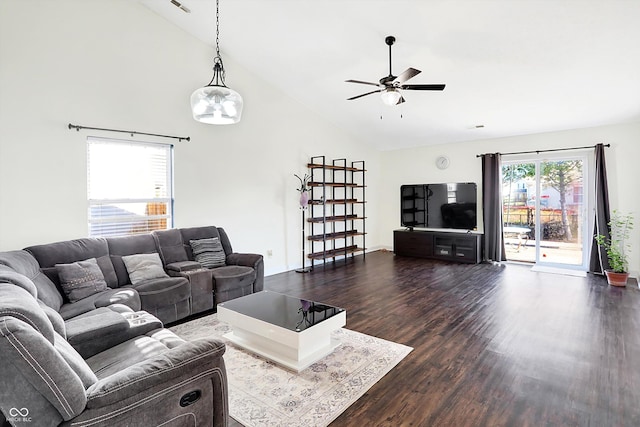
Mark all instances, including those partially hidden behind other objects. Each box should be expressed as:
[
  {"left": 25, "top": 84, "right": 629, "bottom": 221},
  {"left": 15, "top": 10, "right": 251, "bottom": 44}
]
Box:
[{"left": 217, "top": 291, "right": 346, "bottom": 372}]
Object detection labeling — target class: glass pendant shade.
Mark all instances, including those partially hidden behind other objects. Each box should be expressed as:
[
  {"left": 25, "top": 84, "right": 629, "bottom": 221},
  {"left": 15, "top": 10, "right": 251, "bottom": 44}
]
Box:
[
  {"left": 190, "top": 0, "right": 242, "bottom": 125},
  {"left": 191, "top": 85, "right": 243, "bottom": 124},
  {"left": 380, "top": 88, "right": 402, "bottom": 106}
]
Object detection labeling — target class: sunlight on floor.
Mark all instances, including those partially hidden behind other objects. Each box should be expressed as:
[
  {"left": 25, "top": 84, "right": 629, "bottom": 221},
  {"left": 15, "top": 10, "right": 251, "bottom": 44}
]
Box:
[{"left": 504, "top": 237, "right": 583, "bottom": 265}]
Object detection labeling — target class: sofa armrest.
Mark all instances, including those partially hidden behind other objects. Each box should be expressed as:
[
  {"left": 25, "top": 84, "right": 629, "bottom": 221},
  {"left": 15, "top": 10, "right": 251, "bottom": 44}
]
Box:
[
  {"left": 225, "top": 252, "right": 262, "bottom": 268},
  {"left": 85, "top": 338, "right": 226, "bottom": 408},
  {"left": 166, "top": 260, "right": 202, "bottom": 273},
  {"left": 65, "top": 309, "right": 130, "bottom": 357},
  {"left": 226, "top": 253, "right": 264, "bottom": 292}
]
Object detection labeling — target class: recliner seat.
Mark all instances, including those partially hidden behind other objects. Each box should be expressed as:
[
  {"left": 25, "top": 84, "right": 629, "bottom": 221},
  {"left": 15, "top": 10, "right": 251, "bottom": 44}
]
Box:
[
  {"left": 106, "top": 234, "right": 191, "bottom": 324},
  {"left": 154, "top": 226, "right": 263, "bottom": 305},
  {"left": 0, "top": 273, "right": 228, "bottom": 427}
]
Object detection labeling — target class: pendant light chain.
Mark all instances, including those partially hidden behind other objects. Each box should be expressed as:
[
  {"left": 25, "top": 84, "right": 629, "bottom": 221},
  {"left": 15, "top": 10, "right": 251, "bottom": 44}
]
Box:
[
  {"left": 213, "top": 0, "right": 225, "bottom": 85},
  {"left": 215, "top": 0, "right": 220, "bottom": 58}
]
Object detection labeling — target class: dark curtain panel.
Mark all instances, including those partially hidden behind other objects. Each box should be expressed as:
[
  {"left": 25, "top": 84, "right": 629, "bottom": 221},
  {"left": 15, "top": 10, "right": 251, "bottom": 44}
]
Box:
[
  {"left": 482, "top": 153, "right": 507, "bottom": 262},
  {"left": 589, "top": 143, "right": 611, "bottom": 273}
]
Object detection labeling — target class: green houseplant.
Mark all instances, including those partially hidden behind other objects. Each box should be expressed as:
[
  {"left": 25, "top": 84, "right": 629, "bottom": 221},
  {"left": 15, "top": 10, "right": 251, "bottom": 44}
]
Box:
[{"left": 595, "top": 210, "right": 634, "bottom": 286}]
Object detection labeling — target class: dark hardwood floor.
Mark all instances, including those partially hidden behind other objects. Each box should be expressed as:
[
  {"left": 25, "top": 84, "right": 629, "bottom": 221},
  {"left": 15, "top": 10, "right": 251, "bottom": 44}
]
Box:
[{"left": 234, "top": 250, "right": 640, "bottom": 427}]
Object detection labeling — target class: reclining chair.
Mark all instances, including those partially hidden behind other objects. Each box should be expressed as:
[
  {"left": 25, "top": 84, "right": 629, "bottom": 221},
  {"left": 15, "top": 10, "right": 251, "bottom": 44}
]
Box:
[{"left": 0, "top": 272, "right": 228, "bottom": 427}]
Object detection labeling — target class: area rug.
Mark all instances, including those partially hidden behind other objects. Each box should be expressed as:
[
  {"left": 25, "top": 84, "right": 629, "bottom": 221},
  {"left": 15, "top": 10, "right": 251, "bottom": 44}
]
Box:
[{"left": 169, "top": 314, "right": 412, "bottom": 427}]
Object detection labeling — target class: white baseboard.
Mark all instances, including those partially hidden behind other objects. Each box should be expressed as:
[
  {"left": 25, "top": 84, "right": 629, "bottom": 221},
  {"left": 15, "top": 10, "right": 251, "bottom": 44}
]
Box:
[{"left": 530, "top": 265, "right": 587, "bottom": 277}]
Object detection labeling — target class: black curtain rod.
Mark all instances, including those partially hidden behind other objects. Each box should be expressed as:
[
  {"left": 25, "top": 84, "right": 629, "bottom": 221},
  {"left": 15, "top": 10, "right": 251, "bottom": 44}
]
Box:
[
  {"left": 68, "top": 123, "right": 190, "bottom": 142},
  {"left": 476, "top": 143, "right": 609, "bottom": 158}
]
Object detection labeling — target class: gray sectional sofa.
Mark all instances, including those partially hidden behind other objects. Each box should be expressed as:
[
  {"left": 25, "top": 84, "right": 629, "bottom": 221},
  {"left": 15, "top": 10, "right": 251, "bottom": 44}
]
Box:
[
  {"left": 0, "top": 225, "right": 263, "bottom": 325},
  {"left": 0, "top": 269, "right": 228, "bottom": 427},
  {"left": 0, "top": 225, "right": 263, "bottom": 426}
]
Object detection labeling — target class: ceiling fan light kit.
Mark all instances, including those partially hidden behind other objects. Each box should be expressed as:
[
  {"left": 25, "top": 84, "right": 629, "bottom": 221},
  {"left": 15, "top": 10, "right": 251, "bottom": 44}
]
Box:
[
  {"left": 191, "top": 0, "right": 243, "bottom": 125},
  {"left": 346, "top": 35, "right": 445, "bottom": 107},
  {"left": 380, "top": 88, "right": 402, "bottom": 106}
]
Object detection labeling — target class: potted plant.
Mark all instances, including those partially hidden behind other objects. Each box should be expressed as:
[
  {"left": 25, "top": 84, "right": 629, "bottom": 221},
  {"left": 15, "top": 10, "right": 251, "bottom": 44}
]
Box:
[{"left": 595, "top": 210, "right": 634, "bottom": 287}]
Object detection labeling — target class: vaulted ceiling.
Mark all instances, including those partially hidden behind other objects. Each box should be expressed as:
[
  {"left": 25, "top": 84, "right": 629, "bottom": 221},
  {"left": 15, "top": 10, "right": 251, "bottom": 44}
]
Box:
[{"left": 142, "top": 0, "right": 640, "bottom": 150}]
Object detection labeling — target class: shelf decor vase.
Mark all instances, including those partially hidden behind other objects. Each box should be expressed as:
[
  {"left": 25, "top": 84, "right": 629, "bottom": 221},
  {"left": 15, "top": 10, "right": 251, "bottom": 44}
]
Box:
[
  {"left": 604, "top": 270, "right": 629, "bottom": 287},
  {"left": 299, "top": 190, "right": 309, "bottom": 209}
]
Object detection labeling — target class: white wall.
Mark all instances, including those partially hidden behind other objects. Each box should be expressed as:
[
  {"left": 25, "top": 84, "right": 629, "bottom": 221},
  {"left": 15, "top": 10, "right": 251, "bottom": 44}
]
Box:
[
  {"left": 0, "top": 0, "right": 381, "bottom": 275},
  {"left": 380, "top": 122, "right": 640, "bottom": 271},
  {"left": 3, "top": 1, "right": 638, "bottom": 277}
]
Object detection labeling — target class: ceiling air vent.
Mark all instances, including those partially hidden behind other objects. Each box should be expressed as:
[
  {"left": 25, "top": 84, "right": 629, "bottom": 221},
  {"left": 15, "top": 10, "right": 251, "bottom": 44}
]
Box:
[{"left": 170, "top": 0, "right": 191, "bottom": 13}]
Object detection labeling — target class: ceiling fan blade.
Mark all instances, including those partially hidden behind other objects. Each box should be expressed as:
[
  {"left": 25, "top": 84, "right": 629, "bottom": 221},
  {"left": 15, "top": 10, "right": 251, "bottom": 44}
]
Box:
[
  {"left": 347, "top": 89, "right": 381, "bottom": 101},
  {"left": 395, "top": 68, "right": 421, "bottom": 84},
  {"left": 401, "top": 84, "right": 446, "bottom": 91},
  {"left": 345, "top": 79, "right": 380, "bottom": 87},
  {"left": 396, "top": 96, "right": 405, "bottom": 105}
]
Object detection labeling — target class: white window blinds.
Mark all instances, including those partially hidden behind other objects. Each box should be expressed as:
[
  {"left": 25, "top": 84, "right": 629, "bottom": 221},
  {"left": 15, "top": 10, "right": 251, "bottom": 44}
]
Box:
[{"left": 87, "top": 137, "right": 173, "bottom": 237}]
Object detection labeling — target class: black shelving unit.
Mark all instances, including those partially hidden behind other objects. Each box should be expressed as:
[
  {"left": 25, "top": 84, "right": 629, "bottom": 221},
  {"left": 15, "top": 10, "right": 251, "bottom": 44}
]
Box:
[{"left": 307, "top": 156, "right": 366, "bottom": 270}]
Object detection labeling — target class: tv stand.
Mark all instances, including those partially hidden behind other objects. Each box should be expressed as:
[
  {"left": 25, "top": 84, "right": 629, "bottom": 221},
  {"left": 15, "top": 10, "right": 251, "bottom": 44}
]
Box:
[{"left": 393, "top": 229, "right": 481, "bottom": 264}]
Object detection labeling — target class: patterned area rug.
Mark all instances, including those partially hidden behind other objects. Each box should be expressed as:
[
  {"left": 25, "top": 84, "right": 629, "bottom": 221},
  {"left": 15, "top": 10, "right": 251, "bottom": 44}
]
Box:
[{"left": 170, "top": 313, "right": 412, "bottom": 427}]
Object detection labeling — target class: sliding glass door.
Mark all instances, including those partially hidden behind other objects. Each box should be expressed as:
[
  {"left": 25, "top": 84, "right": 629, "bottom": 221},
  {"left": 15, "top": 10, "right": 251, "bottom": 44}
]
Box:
[{"left": 502, "top": 154, "right": 591, "bottom": 270}]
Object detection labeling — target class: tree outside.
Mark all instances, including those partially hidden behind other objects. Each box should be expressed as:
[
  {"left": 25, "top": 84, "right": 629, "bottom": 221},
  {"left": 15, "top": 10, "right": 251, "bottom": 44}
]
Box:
[
  {"left": 502, "top": 160, "right": 583, "bottom": 243},
  {"left": 539, "top": 160, "right": 582, "bottom": 241}
]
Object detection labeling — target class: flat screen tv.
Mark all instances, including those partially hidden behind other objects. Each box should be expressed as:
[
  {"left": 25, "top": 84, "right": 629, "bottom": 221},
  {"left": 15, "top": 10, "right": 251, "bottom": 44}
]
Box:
[{"left": 401, "top": 183, "right": 477, "bottom": 230}]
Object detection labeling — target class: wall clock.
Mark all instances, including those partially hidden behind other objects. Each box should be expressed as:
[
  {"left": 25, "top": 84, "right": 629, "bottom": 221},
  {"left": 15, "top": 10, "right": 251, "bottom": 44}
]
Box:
[{"left": 436, "top": 155, "right": 450, "bottom": 170}]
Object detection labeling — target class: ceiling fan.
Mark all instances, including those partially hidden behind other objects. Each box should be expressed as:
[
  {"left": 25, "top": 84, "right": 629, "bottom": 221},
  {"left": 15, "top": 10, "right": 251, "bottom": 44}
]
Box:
[{"left": 346, "top": 36, "right": 445, "bottom": 106}]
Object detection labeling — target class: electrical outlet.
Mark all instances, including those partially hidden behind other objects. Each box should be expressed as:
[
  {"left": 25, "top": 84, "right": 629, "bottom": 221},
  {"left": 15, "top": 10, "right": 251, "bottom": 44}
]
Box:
[{"left": 266, "top": 249, "right": 273, "bottom": 257}]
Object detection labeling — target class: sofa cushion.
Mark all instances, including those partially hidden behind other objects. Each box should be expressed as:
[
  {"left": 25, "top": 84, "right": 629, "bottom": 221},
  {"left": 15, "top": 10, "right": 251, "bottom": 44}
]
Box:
[
  {"left": 0, "top": 315, "right": 87, "bottom": 421},
  {"left": 95, "top": 255, "right": 119, "bottom": 288},
  {"left": 179, "top": 226, "right": 220, "bottom": 259},
  {"left": 58, "top": 288, "right": 141, "bottom": 321},
  {"left": 153, "top": 228, "right": 189, "bottom": 265},
  {"left": 211, "top": 266, "right": 256, "bottom": 304},
  {"left": 106, "top": 234, "right": 159, "bottom": 287},
  {"left": 122, "top": 253, "right": 169, "bottom": 285},
  {"left": 86, "top": 329, "right": 185, "bottom": 379},
  {"left": 65, "top": 308, "right": 129, "bottom": 345},
  {"left": 216, "top": 227, "right": 235, "bottom": 257},
  {"left": 39, "top": 301, "right": 66, "bottom": 339},
  {"left": 0, "top": 250, "right": 64, "bottom": 311},
  {"left": 190, "top": 237, "right": 226, "bottom": 268},
  {"left": 0, "top": 268, "right": 38, "bottom": 297},
  {"left": 211, "top": 266, "right": 256, "bottom": 293},
  {"left": 64, "top": 308, "right": 132, "bottom": 359},
  {"left": 0, "top": 283, "right": 55, "bottom": 344},
  {"left": 25, "top": 238, "right": 119, "bottom": 289},
  {"left": 53, "top": 332, "right": 98, "bottom": 388},
  {"left": 56, "top": 258, "right": 108, "bottom": 303}
]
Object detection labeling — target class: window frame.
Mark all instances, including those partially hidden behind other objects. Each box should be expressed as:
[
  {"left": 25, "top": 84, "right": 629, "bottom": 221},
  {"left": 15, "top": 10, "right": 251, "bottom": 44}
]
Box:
[{"left": 86, "top": 136, "right": 174, "bottom": 238}]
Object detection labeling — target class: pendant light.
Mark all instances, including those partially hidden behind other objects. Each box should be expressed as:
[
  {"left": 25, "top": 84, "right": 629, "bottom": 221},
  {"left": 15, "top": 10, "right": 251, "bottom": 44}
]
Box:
[{"left": 190, "top": 0, "right": 243, "bottom": 124}]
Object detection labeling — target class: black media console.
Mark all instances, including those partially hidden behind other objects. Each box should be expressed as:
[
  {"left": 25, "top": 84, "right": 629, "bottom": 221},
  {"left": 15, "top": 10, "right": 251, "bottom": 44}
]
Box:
[{"left": 393, "top": 229, "right": 482, "bottom": 264}]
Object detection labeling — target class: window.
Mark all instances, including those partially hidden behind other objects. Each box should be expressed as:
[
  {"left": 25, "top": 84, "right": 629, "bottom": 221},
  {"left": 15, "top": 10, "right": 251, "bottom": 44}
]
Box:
[{"left": 87, "top": 137, "right": 173, "bottom": 237}]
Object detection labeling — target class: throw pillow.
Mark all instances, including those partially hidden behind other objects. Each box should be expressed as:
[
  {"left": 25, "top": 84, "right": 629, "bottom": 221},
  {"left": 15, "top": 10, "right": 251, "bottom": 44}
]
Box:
[
  {"left": 121, "top": 253, "right": 169, "bottom": 285},
  {"left": 190, "top": 237, "right": 226, "bottom": 268},
  {"left": 56, "top": 258, "right": 108, "bottom": 303}
]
